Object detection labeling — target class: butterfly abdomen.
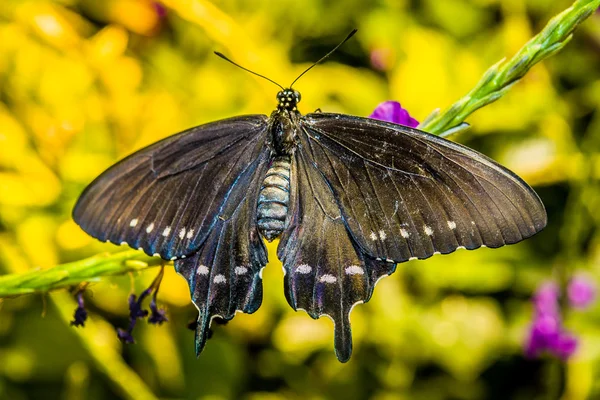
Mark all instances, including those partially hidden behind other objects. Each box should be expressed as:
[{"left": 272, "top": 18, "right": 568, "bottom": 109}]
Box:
[{"left": 257, "top": 156, "right": 291, "bottom": 241}]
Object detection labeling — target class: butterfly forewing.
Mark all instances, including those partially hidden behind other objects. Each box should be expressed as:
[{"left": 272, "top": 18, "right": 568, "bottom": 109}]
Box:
[
  {"left": 73, "top": 115, "right": 269, "bottom": 260},
  {"left": 298, "top": 112, "right": 547, "bottom": 262}
]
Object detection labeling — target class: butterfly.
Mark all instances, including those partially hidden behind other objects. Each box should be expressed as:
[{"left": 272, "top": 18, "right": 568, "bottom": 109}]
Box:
[{"left": 72, "top": 30, "right": 547, "bottom": 362}]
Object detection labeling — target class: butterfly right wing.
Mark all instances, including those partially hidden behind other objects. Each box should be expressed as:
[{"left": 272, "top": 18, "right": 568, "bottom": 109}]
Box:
[
  {"left": 174, "top": 152, "right": 269, "bottom": 355},
  {"left": 73, "top": 115, "right": 269, "bottom": 261},
  {"left": 73, "top": 115, "right": 272, "bottom": 355}
]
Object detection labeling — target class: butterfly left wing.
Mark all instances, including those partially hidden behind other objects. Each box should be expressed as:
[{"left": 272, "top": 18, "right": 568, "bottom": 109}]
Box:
[{"left": 278, "top": 150, "right": 396, "bottom": 362}]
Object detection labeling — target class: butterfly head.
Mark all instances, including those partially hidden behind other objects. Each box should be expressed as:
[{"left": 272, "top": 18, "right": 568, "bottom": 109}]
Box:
[{"left": 277, "top": 89, "right": 301, "bottom": 112}]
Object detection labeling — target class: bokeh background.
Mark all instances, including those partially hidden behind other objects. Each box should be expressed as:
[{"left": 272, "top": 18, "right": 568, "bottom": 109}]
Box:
[{"left": 1, "top": 0, "right": 600, "bottom": 399}]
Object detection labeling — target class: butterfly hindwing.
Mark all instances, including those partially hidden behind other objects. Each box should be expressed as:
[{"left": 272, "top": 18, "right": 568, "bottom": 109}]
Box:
[
  {"left": 278, "top": 152, "right": 396, "bottom": 362},
  {"left": 174, "top": 147, "right": 269, "bottom": 355},
  {"left": 73, "top": 115, "right": 269, "bottom": 260},
  {"left": 299, "top": 113, "right": 547, "bottom": 262}
]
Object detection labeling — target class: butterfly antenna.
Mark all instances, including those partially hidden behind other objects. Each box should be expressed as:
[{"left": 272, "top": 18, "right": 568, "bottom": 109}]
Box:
[
  {"left": 289, "top": 29, "right": 357, "bottom": 89},
  {"left": 214, "top": 52, "right": 284, "bottom": 90}
]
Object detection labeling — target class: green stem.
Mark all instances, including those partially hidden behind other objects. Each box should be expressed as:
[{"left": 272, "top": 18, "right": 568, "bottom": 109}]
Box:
[
  {"left": 419, "top": 0, "right": 600, "bottom": 135},
  {"left": 0, "top": 0, "right": 598, "bottom": 298},
  {"left": 0, "top": 250, "right": 162, "bottom": 297}
]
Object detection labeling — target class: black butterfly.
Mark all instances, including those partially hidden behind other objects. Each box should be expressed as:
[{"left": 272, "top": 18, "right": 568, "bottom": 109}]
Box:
[{"left": 72, "top": 31, "right": 547, "bottom": 362}]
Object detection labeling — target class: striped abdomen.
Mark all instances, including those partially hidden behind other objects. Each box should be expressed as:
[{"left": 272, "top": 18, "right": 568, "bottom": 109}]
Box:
[{"left": 257, "top": 156, "right": 291, "bottom": 241}]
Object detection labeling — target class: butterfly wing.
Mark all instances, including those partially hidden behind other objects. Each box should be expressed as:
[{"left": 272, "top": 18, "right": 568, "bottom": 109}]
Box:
[
  {"left": 174, "top": 155, "right": 268, "bottom": 355},
  {"left": 298, "top": 112, "right": 547, "bottom": 262},
  {"left": 73, "top": 115, "right": 271, "bottom": 354},
  {"left": 278, "top": 150, "right": 396, "bottom": 362},
  {"left": 73, "top": 115, "right": 269, "bottom": 260}
]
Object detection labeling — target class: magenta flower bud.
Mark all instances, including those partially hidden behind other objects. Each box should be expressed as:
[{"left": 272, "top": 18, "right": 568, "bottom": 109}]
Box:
[
  {"left": 567, "top": 276, "right": 596, "bottom": 309},
  {"left": 369, "top": 101, "right": 419, "bottom": 128},
  {"left": 533, "top": 282, "right": 560, "bottom": 315}
]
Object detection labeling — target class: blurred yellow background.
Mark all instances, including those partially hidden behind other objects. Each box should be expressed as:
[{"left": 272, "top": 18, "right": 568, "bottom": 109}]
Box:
[{"left": 1, "top": 0, "right": 599, "bottom": 399}]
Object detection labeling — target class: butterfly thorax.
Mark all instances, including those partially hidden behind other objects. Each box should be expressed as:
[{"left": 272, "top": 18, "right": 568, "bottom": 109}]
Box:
[
  {"left": 268, "top": 111, "right": 300, "bottom": 156},
  {"left": 268, "top": 89, "right": 301, "bottom": 156}
]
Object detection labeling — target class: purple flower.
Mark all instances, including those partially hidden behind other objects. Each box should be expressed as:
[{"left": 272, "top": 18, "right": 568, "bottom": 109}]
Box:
[
  {"left": 567, "top": 275, "right": 596, "bottom": 309},
  {"left": 70, "top": 291, "right": 88, "bottom": 327},
  {"left": 117, "top": 267, "right": 167, "bottom": 344},
  {"left": 117, "top": 328, "right": 135, "bottom": 344},
  {"left": 532, "top": 282, "right": 560, "bottom": 315},
  {"left": 148, "top": 297, "right": 168, "bottom": 325},
  {"left": 525, "top": 280, "right": 579, "bottom": 360},
  {"left": 117, "top": 292, "right": 150, "bottom": 344},
  {"left": 369, "top": 101, "right": 419, "bottom": 128},
  {"left": 525, "top": 313, "right": 578, "bottom": 360},
  {"left": 552, "top": 332, "right": 578, "bottom": 360}
]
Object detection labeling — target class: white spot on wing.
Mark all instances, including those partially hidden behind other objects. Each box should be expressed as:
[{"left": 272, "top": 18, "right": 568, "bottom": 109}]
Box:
[
  {"left": 409, "top": 257, "right": 418, "bottom": 261},
  {"left": 162, "top": 227, "right": 171, "bottom": 237},
  {"left": 457, "top": 246, "right": 466, "bottom": 250},
  {"left": 345, "top": 265, "right": 364, "bottom": 275},
  {"left": 379, "top": 230, "right": 387, "bottom": 240},
  {"left": 400, "top": 228, "right": 410, "bottom": 238},
  {"left": 186, "top": 229, "right": 194, "bottom": 239},
  {"left": 197, "top": 265, "right": 209, "bottom": 275},
  {"left": 235, "top": 266, "right": 248, "bottom": 275},
  {"left": 370, "top": 231, "right": 378, "bottom": 241},
  {"left": 447, "top": 221, "right": 457, "bottom": 229},
  {"left": 213, "top": 274, "right": 226, "bottom": 284},
  {"left": 424, "top": 225, "right": 433, "bottom": 236},
  {"left": 146, "top": 223, "right": 154, "bottom": 233},
  {"left": 295, "top": 264, "right": 312, "bottom": 274},
  {"left": 129, "top": 218, "right": 138, "bottom": 227},
  {"left": 319, "top": 274, "right": 337, "bottom": 283},
  {"left": 179, "top": 228, "right": 186, "bottom": 240}
]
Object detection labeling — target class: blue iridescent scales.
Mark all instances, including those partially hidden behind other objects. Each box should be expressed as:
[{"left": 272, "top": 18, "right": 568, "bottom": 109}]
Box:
[{"left": 73, "top": 104, "right": 546, "bottom": 363}]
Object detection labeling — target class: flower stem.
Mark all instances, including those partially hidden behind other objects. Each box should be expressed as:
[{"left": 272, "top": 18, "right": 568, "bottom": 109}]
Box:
[
  {"left": 419, "top": 0, "right": 600, "bottom": 135},
  {"left": 0, "top": 250, "right": 162, "bottom": 298}
]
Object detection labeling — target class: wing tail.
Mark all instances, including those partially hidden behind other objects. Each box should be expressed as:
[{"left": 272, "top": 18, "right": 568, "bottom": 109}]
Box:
[
  {"left": 174, "top": 185, "right": 267, "bottom": 356},
  {"left": 279, "top": 153, "right": 395, "bottom": 362}
]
